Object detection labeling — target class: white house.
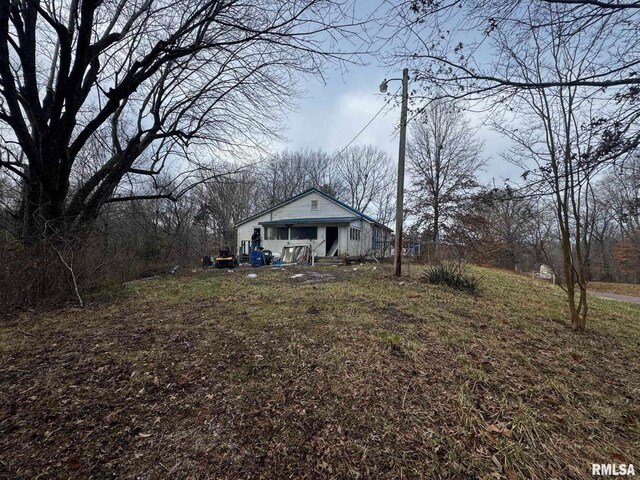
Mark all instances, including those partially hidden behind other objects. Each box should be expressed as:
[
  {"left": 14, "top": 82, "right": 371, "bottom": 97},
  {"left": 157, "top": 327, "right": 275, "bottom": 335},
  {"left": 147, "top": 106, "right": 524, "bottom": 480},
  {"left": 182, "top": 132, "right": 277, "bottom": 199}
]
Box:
[{"left": 235, "top": 188, "right": 393, "bottom": 259}]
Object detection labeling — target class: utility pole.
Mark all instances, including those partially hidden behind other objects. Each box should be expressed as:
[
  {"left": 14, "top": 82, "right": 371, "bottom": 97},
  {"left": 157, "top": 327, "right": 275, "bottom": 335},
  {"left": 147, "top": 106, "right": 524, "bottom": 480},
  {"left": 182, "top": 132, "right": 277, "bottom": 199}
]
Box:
[
  {"left": 394, "top": 68, "right": 409, "bottom": 277},
  {"left": 379, "top": 68, "right": 409, "bottom": 277}
]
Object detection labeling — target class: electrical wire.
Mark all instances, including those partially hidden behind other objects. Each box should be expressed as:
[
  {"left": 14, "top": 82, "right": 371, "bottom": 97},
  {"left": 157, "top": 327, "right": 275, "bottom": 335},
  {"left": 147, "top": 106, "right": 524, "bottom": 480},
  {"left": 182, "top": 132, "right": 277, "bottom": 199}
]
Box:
[{"left": 331, "top": 86, "right": 401, "bottom": 162}]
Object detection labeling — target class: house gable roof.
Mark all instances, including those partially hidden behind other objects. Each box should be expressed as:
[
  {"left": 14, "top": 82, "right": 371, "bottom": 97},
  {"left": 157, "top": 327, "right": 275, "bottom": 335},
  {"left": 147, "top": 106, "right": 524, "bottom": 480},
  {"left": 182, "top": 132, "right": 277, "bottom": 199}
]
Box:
[{"left": 235, "top": 188, "right": 392, "bottom": 231}]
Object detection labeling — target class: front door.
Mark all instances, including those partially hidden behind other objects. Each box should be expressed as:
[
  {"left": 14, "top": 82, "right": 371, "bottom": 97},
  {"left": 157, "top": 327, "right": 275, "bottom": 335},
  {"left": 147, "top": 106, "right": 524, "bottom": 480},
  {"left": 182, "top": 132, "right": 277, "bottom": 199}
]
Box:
[
  {"left": 252, "top": 227, "right": 261, "bottom": 250},
  {"left": 326, "top": 227, "right": 339, "bottom": 256}
]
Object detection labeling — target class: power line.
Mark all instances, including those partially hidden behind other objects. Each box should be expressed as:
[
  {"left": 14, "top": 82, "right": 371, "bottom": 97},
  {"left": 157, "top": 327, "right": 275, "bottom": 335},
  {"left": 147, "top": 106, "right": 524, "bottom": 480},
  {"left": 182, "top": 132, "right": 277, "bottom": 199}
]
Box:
[{"left": 331, "top": 86, "right": 401, "bottom": 162}]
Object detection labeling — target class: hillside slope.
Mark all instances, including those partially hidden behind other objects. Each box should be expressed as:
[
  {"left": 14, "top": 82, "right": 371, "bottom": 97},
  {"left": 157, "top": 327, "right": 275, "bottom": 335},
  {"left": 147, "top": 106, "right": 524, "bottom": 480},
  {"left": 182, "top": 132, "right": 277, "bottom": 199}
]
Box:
[{"left": 1, "top": 265, "right": 638, "bottom": 479}]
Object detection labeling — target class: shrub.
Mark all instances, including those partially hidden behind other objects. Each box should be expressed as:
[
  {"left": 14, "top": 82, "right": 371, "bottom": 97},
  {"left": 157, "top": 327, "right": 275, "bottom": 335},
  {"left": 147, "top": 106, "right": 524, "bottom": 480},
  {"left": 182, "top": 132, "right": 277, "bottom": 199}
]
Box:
[
  {"left": 0, "top": 234, "right": 174, "bottom": 312},
  {"left": 422, "top": 263, "right": 482, "bottom": 293}
]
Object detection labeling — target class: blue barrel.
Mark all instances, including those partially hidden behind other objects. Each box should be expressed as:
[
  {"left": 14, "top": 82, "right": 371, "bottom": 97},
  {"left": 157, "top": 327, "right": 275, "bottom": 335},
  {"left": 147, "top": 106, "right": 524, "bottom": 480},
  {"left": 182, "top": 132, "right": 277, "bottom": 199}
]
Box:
[{"left": 250, "top": 251, "right": 264, "bottom": 267}]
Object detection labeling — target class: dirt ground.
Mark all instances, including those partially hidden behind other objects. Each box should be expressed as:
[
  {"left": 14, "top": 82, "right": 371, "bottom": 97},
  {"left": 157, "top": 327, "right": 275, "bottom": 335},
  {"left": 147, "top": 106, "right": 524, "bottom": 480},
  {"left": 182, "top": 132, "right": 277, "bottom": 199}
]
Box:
[{"left": 1, "top": 265, "right": 639, "bottom": 479}]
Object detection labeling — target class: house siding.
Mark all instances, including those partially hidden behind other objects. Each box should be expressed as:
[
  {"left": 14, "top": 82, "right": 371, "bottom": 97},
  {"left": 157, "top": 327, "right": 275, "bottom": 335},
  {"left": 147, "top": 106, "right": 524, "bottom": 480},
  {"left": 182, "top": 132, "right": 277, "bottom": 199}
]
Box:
[
  {"left": 236, "top": 190, "right": 392, "bottom": 258},
  {"left": 269, "top": 192, "right": 351, "bottom": 220}
]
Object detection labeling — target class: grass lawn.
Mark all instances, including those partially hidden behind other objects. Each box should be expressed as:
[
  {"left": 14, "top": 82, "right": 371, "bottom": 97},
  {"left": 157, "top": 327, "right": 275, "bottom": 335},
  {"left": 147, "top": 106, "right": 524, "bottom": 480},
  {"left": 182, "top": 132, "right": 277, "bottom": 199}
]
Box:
[{"left": 1, "top": 264, "right": 639, "bottom": 479}]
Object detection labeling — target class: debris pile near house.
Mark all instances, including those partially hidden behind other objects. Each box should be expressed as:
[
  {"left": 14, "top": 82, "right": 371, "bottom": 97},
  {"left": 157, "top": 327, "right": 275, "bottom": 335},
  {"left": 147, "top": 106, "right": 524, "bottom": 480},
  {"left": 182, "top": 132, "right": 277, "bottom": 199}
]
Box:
[
  {"left": 205, "top": 243, "right": 314, "bottom": 270},
  {"left": 250, "top": 249, "right": 274, "bottom": 267},
  {"left": 279, "top": 243, "right": 312, "bottom": 265}
]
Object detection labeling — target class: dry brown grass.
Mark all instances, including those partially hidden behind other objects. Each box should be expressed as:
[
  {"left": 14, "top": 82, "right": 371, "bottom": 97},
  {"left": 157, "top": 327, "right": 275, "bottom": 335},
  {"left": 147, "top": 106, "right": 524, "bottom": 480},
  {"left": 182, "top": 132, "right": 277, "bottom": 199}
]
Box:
[
  {"left": 589, "top": 281, "right": 640, "bottom": 298},
  {"left": 1, "top": 265, "right": 638, "bottom": 479}
]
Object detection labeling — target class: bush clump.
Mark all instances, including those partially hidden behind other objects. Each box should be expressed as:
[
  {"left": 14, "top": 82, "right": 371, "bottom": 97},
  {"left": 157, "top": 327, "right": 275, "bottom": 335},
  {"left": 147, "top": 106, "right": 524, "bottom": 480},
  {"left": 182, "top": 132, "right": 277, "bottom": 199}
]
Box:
[{"left": 422, "top": 263, "right": 482, "bottom": 293}]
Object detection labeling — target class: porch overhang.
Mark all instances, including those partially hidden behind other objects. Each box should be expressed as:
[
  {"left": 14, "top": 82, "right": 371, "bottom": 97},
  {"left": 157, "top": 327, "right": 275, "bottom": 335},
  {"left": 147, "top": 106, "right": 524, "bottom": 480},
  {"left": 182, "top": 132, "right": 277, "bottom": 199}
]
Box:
[{"left": 259, "top": 217, "right": 357, "bottom": 226}]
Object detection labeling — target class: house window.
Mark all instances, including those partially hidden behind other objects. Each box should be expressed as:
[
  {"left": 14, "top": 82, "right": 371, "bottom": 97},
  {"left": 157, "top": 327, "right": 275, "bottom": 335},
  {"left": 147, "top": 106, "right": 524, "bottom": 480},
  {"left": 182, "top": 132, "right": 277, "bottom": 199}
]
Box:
[
  {"left": 290, "top": 226, "right": 317, "bottom": 240},
  {"left": 350, "top": 227, "right": 361, "bottom": 241},
  {"left": 311, "top": 200, "right": 318, "bottom": 211},
  {"left": 265, "top": 226, "right": 288, "bottom": 240}
]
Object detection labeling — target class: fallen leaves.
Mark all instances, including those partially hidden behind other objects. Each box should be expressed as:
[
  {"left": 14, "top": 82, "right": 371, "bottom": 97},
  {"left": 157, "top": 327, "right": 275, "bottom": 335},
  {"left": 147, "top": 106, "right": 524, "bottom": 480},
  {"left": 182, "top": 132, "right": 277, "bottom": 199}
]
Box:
[
  {"left": 2, "top": 265, "right": 638, "bottom": 479},
  {"left": 485, "top": 422, "right": 513, "bottom": 438}
]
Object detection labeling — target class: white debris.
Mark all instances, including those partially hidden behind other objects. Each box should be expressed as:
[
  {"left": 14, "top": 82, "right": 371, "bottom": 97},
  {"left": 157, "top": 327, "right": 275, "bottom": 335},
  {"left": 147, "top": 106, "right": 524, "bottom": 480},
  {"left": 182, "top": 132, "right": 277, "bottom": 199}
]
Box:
[
  {"left": 247, "top": 273, "right": 257, "bottom": 278},
  {"left": 290, "top": 274, "right": 305, "bottom": 279}
]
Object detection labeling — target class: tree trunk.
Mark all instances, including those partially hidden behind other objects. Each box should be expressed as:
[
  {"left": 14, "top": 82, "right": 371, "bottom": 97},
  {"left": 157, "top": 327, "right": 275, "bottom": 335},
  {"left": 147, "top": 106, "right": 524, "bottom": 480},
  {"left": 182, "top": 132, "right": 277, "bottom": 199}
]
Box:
[
  {"left": 558, "top": 211, "right": 583, "bottom": 329},
  {"left": 20, "top": 174, "right": 67, "bottom": 243},
  {"left": 433, "top": 200, "right": 440, "bottom": 259},
  {"left": 577, "top": 285, "right": 588, "bottom": 330},
  {"left": 566, "top": 277, "right": 580, "bottom": 330}
]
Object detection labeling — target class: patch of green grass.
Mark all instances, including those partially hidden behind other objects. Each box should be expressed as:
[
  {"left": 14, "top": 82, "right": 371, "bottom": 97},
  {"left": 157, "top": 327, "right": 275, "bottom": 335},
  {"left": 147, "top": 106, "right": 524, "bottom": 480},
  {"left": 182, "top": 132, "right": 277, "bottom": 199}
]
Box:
[
  {"left": 378, "top": 332, "right": 402, "bottom": 346},
  {"left": 462, "top": 361, "right": 489, "bottom": 384},
  {"left": 375, "top": 331, "right": 423, "bottom": 356}
]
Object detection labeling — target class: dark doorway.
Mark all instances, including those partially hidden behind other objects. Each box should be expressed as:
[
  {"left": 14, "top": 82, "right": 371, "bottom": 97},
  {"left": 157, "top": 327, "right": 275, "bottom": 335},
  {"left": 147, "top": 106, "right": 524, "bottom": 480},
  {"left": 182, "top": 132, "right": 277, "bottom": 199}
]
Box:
[
  {"left": 326, "top": 227, "right": 339, "bottom": 256},
  {"left": 252, "top": 227, "right": 262, "bottom": 250}
]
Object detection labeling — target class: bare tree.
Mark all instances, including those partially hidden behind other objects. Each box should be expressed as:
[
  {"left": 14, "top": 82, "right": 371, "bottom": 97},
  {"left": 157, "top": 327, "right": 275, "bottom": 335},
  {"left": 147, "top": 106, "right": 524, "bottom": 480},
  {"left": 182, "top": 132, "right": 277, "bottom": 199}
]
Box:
[
  {"left": 599, "top": 155, "right": 640, "bottom": 236},
  {"left": 258, "top": 149, "right": 339, "bottom": 208},
  {"left": 387, "top": 0, "right": 640, "bottom": 158},
  {"left": 589, "top": 155, "right": 640, "bottom": 281},
  {"left": 0, "top": 0, "right": 362, "bottom": 242},
  {"left": 390, "top": 0, "right": 640, "bottom": 90},
  {"left": 389, "top": 0, "right": 638, "bottom": 329},
  {"left": 406, "top": 100, "right": 484, "bottom": 258},
  {"left": 481, "top": 188, "right": 544, "bottom": 270},
  {"left": 194, "top": 169, "right": 259, "bottom": 249},
  {"left": 373, "top": 183, "right": 396, "bottom": 227},
  {"left": 335, "top": 145, "right": 395, "bottom": 216},
  {"left": 486, "top": 3, "right": 627, "bottom": 329}
]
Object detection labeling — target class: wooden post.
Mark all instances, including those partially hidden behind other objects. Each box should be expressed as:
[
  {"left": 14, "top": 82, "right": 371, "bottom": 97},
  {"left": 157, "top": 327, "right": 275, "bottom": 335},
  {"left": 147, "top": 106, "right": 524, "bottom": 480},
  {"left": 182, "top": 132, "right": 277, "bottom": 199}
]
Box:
[{"left": 394, "top": 68, "right": 409, "bottom": 277}]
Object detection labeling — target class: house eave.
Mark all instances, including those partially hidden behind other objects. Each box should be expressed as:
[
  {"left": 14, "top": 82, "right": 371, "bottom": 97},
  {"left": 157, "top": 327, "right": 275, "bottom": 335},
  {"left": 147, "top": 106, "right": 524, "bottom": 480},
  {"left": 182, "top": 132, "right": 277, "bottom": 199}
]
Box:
[{"left": 259, "top": 217, "right": 358, "bottom": 226}]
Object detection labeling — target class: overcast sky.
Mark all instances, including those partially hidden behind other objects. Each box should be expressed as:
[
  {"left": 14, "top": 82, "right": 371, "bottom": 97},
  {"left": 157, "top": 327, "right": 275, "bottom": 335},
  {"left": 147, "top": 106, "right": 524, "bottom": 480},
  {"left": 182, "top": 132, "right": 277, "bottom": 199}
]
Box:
[
  {"left": 271, "top": 60, "right": 522, "bottom": 186},
  {"left": 266, "top": 0, "right": 525, "bottom": 188}
]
